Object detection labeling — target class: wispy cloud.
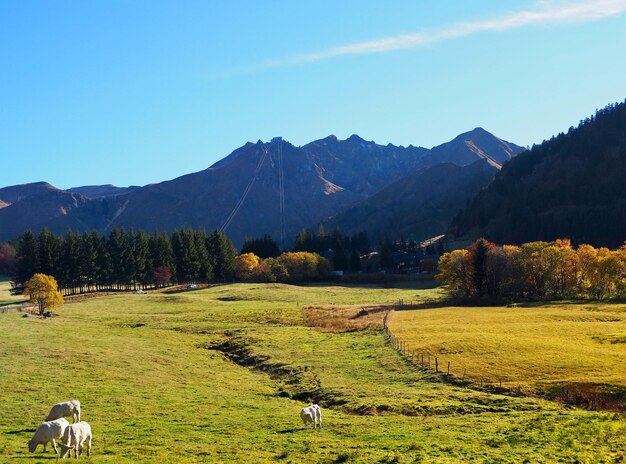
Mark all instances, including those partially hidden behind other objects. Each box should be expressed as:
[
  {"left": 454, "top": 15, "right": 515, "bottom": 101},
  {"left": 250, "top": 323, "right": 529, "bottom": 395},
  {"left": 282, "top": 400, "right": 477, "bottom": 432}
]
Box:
[{"left": 214, "top": 0, "right": 626, "bottom": 77}]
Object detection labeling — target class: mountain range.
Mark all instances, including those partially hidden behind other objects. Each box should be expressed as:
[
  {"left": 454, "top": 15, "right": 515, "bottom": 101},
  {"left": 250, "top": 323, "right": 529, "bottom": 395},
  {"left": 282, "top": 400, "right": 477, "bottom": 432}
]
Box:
[{"left": 0, "top": 128, "right": 524, "bottom": 246}]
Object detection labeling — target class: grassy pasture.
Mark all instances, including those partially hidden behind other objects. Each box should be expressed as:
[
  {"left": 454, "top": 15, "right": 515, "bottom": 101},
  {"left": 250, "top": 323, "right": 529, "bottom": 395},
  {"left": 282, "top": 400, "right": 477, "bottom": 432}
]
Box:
[
  {"left": 0, "top": 283, "right": 625, "bottom": 463},
  {"left": 388, "top": 303, "right": 626, "bottom": 393},
  {"left": 0, "top": 277, "right": 26, "bottom": 307}
]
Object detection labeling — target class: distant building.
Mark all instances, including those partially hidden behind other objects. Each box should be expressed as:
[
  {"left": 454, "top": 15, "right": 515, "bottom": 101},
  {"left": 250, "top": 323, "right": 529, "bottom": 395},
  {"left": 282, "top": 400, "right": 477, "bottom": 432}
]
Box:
[
  {"left": 392, "top": 252, "right": 422, "bottom": 274},
  {"left": 361, "top": 250, "right": 438, "bottom": 274}
]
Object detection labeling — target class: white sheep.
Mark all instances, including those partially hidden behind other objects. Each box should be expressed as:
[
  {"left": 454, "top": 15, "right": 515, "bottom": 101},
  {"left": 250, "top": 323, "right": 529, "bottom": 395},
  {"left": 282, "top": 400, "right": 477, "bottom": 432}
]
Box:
[
  {"left": 45, "top": 400, "right": 81, "bottom": 423},
  {"left": 300, "top": 404, "right": 322, "bottom": 429},
  {"left": 27, "top": 417, "right": 69, "bottom": 454},
  {"left": 60, "top": 421, "right": 92, "bottom": 459}
]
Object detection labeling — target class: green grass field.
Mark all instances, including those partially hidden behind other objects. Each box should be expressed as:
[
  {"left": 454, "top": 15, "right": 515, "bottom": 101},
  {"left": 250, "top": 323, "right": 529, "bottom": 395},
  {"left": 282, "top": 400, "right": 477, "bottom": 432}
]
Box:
[
  {"left": 388, "top": 303, "right": 626, "bottom": 393},
  {"left": 0, "top": 277, "right": 26, "bottom": 307},
  {"left": 1, "top": 282, "right": 625, "bottom": 463}
]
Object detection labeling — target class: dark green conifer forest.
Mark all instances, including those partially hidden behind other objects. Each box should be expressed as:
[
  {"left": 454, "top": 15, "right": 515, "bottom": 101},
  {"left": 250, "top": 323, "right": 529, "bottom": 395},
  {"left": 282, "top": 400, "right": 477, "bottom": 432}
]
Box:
[
  {"left": 11, "top": 228, "right": 236, "bottom": 294},
  {"left": 450, "top": 100, "right": 626, "bottom": 248}
]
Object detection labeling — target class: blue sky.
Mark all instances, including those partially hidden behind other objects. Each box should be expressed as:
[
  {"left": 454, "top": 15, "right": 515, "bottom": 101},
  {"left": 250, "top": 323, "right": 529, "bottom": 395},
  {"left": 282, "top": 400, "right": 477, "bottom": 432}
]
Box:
[{"left": 1, "top": 0, "right": 625, "bottom": 189}]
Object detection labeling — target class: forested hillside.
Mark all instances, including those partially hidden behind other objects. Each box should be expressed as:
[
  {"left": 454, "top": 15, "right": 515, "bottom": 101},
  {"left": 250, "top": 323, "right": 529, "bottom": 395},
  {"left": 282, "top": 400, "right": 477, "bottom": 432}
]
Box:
[
  {"left": 450, "top": 100, "right": 626, "bottom": 247},
  {"left": 327, "top": 160, "right": 498, "bottom": 242}
]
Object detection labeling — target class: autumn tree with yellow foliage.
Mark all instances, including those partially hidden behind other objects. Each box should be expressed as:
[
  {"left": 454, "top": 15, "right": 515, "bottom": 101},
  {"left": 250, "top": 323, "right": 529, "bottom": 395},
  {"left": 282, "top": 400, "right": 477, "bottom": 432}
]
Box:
[
  {"left": 233, "top": 253, "right": 261, "bottom": 281},
  {"left": 437, "top": 239, "right": 626, "bottom": 302},
  {"left": 24, "top": 273, "right": 64, "bottom": 316},
  {"left": 436, "top": 249, "right": 472, "bottom": 297},
  {"left": 232, "top": 251, "right": 330, "bottom": 283}
]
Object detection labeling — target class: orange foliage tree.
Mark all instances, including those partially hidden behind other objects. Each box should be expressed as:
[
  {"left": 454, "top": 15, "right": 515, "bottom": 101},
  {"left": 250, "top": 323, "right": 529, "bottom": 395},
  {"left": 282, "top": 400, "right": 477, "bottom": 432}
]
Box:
[{"left": 233, "top": 253, "right": 261, "bottom": 281}]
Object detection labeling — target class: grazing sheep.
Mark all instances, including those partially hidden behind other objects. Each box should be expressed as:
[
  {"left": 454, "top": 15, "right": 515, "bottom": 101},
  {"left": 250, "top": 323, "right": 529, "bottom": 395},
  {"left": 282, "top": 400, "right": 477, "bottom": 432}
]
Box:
[
  {"left": 312, "top": 404, "right": 322, "bottom": 429},
  {"left": 27, "top": 417, "right": 69, "bottom": 454},
  {"left": 60, "top": 421, "right": 92, "bottom": 459},
  {"left": 300, "top": 404, "right": 322, "bottom": 429},
  {"left": 45, "top": 400, "right": 81, "bottom": 423}
]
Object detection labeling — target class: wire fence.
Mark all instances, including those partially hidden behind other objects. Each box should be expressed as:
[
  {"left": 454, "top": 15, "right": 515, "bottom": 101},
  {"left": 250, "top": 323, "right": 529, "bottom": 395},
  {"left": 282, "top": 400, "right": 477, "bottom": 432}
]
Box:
[
  {"left": 382, "top": 305, "right": 526, "bottom": 395},
  {"left": 383, "top": 310, "right": 626, "bottom": 411}
]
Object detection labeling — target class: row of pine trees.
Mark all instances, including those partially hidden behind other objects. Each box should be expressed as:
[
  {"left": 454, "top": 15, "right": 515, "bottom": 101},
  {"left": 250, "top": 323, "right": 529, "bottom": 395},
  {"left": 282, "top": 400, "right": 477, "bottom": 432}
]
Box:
[{"left": 13, "top": 228, "right": 236, "bottom": 294}]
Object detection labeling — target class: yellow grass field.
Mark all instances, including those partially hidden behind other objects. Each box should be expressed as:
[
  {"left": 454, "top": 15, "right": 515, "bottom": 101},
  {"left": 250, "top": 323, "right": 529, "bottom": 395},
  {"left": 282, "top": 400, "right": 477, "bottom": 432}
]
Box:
[{"left": 388, "top": 303, "right": 626, "bottom": 392}]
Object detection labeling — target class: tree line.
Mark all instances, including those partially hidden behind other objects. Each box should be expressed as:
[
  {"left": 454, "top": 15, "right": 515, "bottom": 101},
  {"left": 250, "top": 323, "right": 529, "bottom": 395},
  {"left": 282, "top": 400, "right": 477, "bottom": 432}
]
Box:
[
  {"left": 437, "top": 238, "right": 626, "bottom": 301},
  {"left": 293, "top": 227, "right": 370, "bottom": 272},
  {"left": 9, "top": 228, "right": 236, "bottom": 294},
  {"left": 0, "top": 224, "right": 438, "bottom": 296},
  {"left": 239, "top": 227, "right": 372, "bottom": 272}
]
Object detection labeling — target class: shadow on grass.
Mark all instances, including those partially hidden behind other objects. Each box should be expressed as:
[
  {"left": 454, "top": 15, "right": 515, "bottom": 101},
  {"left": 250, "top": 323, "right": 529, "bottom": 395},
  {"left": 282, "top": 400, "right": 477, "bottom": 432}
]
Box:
[
  {"left": 10, "top": 455, "right": 58, "bottom": 460},
  {"left": 391, "top": 299, "right": 457, "bottom": 311},
  {"left": 0, "top": 300, "right": 27, "bottom": 308},
  {"left": 300, "top": 278, "right": 440, "bottom": 291},
  {"left": 516, "top": 298, "right": 626, "bottom": 307},
  {"left": 393, "top": 298, "right": 619, "bottom": 310},
  {"left": 423, "top": 296, "right": 626, "bottom": 309},
  {"left": 5, "top": 428, "right": 36, "bottom": 434},
  {"left": 276, "top": 428, "right": 300, "bottom": 434}
]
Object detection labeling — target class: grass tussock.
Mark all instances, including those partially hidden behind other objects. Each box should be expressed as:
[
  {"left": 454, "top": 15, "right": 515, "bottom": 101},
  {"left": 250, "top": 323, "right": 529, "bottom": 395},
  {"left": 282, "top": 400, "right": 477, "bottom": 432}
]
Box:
[
  {"left": 541, "top": 382, "right": 626, "bottom": 411},
  {"left": 302, "top": 304, "right": 389, "bottom": 332}
]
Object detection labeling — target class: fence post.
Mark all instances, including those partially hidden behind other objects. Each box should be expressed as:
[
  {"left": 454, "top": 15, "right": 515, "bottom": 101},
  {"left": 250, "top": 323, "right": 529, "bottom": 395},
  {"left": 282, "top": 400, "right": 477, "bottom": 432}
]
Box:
[
  {"left": 447, "top": 361, "right": 450, "bottom": 375},
  {"left": 435, "top": 358, "right": 439, "bottom": 372},
  {"left": 428, "top": 354, "right": 431, "bottom": 368}
]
